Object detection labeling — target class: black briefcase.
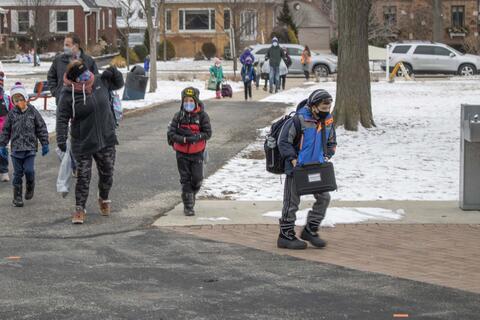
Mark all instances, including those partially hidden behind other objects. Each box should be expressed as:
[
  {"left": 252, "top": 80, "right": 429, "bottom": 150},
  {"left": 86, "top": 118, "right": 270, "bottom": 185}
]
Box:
[{"left": 293, "top": 162, "right": 337, "bottom": 196}]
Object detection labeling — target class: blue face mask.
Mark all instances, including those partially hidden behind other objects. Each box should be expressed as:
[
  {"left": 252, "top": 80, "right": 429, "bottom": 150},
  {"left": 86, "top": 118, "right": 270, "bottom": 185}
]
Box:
[{"left": 184, "top": 102, "right": 196, "bottom": 112}]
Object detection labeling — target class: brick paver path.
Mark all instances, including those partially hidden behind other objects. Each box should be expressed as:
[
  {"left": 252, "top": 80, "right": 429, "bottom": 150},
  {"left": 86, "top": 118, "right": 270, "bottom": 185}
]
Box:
[{"left": 165, "top": 224, "right": 480, "bottom": 294}]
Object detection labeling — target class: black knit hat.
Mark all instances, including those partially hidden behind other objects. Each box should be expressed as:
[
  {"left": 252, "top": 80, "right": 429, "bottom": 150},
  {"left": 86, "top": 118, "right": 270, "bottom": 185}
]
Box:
[
  {"left": 307, "top": 89, "right": 332, "bottom": 106},
  {"left": 181, "top": 87, "right": 201, "bottom": 105}
]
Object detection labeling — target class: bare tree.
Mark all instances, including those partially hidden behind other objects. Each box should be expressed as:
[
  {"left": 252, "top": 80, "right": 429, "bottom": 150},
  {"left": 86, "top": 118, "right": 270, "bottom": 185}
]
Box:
[
  {"left": 15, "top": 0, "right": 57, "bottom": 67},
  {"left": 118, "top": 0, "right": 136, "bottom": 70},
  {"left": 334, "top": 0, "right": 375, "bottom": 131},
  {"left": 138, "top": 0, "right": 160, "bottom": 92},
  {"left": 368, "top": 7, "right": 396, "bottom": 46}
]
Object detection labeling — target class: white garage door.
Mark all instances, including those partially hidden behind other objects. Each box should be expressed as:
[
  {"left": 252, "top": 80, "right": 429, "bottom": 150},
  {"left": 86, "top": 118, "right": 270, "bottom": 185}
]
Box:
[{"left": 298, "top": 27, "right": 330, "bottom": 51}]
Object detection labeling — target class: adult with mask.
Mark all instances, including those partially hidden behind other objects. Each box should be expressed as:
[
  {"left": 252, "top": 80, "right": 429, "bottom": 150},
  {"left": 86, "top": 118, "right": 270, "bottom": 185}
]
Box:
[
  {"left": 56, "top": 60, "right": 124, "bottom": 224},
  {"left": 47, "top": 33, "right": 98, "bottom": 105},
  {"left": 265, "top": 37, "right": 285, "bottom": 94},
  {"left": 277, "top": 89, "right": 337, "bottom": 250}
]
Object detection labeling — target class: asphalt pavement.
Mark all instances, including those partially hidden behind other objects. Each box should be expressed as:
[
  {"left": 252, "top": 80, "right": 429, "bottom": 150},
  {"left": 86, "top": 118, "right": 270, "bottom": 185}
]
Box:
[{"left": 0, "top": 99, "right": 478, "bottom": 319}]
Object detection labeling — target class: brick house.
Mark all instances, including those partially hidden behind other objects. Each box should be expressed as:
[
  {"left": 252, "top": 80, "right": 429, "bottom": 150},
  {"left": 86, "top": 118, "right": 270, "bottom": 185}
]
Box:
[
  {"left": 0, "top": 7, "right": 7, "bottom": 49},
  {"left": 1, "top": 0, "right": 119, "bottom": 53},
  {"left": 117, "top": 0, "right": 284, "bottom": 58},
  {"left": 372, "top": 0, "right": 480, "bottom": 51}
]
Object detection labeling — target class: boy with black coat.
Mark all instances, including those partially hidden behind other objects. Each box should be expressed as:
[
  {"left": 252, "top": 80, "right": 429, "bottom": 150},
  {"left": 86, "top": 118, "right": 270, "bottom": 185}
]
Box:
[
  {"left": 167, "top": 87, "right": 212, "bottom": 216},
  {"left": 0, "top": 82, "right": 49, "bottom": 207}
]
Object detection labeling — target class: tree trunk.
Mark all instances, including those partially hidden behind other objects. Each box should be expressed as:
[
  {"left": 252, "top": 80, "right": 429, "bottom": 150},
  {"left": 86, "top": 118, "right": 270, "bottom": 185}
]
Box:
[
  {"left": 333, "top": 0, "right": 374, "bottom": 131},
  {"left": 145, "top": 0, "right": 157, "bottom": 93},
  {"left": 161, "top": 0, "right": 167, "bottom": 61},
  {"left": 126, "top": 27, "right": 130, "bottom": 71}
]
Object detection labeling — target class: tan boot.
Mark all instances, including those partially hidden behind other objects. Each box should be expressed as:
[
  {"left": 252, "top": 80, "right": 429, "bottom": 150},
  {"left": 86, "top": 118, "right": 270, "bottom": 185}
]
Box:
[
  {"left": 98, "top": 199, "right": 111, "bottom": 216},
  {"left": 72, "top": 207, "right": 86, "bottom": 224}
]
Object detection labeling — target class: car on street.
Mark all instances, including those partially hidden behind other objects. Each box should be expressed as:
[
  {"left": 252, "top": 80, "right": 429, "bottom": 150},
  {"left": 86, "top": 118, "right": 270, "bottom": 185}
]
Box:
[
  {"left": 249, "top": 44, "right": 337, "bottom": 76},
  {"left": 382, "top": 41, "right": 480, "bottom": 76}
]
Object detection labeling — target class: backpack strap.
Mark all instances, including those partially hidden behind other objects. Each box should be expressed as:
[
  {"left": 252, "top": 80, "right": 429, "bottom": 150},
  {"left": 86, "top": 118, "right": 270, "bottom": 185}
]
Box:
[
  {"left": 321, "top": 119, "right": 328, "bottom": 158},
  {"left": 292, "top": 114, "right": 303, "bottom": 147}
]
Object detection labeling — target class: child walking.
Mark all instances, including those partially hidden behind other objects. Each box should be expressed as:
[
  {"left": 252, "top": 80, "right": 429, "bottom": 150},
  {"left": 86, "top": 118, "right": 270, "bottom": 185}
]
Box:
[
  {"left": 0, "top": 72, "right": 13, "bottom": 182},
  {"left": 241, "top": 56, "right": 256, "bottom": 101},
  {"left": 0, "top": 82, "right": 49, "bottom": 207},
  {"left": 209, "top": 58, "right": 224, "bottom": 99},
  {"left": 167, "top": 87, "right": 212, "bottom": 216}
]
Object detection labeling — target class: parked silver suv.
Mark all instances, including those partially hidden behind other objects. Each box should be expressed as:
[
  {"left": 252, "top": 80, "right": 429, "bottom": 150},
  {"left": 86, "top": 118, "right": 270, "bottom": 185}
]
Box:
[
  {"left": 383, "top": 41, "right": 480, "bottom": 76},
  {"left": 249, "top": 44, "right": 337, "bottom": 76}
]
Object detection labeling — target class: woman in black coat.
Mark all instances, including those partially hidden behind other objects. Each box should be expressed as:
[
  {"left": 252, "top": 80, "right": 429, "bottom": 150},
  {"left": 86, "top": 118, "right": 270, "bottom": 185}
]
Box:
[{"left": 56, "top": 60, "right": 124, "bottom": 224}]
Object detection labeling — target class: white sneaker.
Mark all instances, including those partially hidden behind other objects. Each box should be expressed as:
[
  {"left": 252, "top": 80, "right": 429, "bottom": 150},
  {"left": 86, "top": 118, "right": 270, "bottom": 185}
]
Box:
[{"left": 0, "top": 173, "right": 9, "bottom": 182}]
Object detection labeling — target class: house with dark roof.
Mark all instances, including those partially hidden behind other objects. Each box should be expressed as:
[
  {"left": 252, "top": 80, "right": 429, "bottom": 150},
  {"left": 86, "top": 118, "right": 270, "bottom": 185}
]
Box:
[{"left": 1, "top": 0, "right": 119, "bottom": 53}]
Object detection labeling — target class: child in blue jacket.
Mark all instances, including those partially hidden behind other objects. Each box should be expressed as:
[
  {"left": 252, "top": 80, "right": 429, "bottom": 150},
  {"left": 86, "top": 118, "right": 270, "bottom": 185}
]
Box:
[{"left": 241, "top": 57, "right": 256, "bottom": 101}]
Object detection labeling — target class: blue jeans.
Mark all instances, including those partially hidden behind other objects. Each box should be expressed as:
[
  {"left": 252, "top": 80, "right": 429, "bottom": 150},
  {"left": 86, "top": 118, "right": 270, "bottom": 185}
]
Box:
[
  {"left": 0, "top": 155, "right": 8, "bottom": 174},
  {"left": 269, "top": 66, "right": 280, "bottom": 92},
  {"left": 11, "top": 151, "right": 36, "bottom": 186}
]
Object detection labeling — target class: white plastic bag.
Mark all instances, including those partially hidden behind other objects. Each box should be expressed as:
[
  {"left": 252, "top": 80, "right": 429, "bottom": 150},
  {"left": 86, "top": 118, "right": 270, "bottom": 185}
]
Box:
[{"left": 56, "top": 141, "right": 73, "bottom": 198}]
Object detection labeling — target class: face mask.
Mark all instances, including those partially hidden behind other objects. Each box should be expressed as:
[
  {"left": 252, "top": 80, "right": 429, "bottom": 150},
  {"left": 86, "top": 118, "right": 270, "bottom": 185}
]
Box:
[
  {"left": 64, "top": 46, "right": 73, "bottom": 56},
  {"left": 184, "top": 102, "right": 196, "bottom": 112},
  {"left": 273, "top": 42, "right": 278, "bottom": 47},
  {"left": 316, "top": 111, "right": 329, "bottom": 119},
  {"left": 14, "top": 99, "right": 27, "bottom": 111},
  {"left": 215, "top": 63, "right": 221, "bottom": 67}
]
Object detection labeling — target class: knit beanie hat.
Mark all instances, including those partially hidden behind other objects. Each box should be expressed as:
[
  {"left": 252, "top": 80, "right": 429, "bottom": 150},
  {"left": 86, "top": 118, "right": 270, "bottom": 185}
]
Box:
[
  {"left": 272, "top": 37, "right": 279, "bottom": 44},
  {"left": 214, "top": 57, "right": 221, "bottom": 65},
  {"left": 181, "top": 87, "right": 201, "bottom": 105},
  {"left": 0, "top": 71, "right": 4, "bottom": 88},
  {"left": 10, "top": 82, "right": 28, "bottom": 101}
]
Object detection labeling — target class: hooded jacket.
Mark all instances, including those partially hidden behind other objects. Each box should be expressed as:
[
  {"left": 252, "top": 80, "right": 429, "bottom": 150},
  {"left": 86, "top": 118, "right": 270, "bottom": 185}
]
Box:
[
  {"left": 47, "top": 49, "right": 98, "bottom": 104},
  {"left": 278, "top": 106, "right": 337, "bottom": 175},
  {"left": 167, "top": 102, "right": 212, "bottom": 156},
  {"left": 240, "top": 49, "right": 255, "bottom": 65},
  {"left": 0, "top": 103, "right": 49, "bottom": 152},
  {"left": 56, "top": 68, "right": 124, "bottom": 157}
]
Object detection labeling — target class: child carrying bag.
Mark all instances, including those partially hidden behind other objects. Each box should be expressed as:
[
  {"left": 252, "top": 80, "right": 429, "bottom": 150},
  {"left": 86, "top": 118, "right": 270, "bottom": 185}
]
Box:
[{"left": 293, "top": 119, "right": 337, "bottom": 195}]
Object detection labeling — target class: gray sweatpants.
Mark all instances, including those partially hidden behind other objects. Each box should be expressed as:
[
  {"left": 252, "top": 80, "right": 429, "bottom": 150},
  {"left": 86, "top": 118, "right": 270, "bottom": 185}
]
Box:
[{"left": 281, "top": 174, "right": 330, "bottom": 226}]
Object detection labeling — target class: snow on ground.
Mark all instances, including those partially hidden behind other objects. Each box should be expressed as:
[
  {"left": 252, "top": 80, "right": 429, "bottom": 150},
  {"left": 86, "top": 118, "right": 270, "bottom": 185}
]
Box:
[
  {"left": 0, "top": 61, "right": 52, "bottom": 76},
  {"left": 263, "top": 207, "right": 405, "bottom": 227},
  {"left": 26, "top": 79, "right": 242, "bottom": 133},
  {"left": 200, "top": 79, "right": 480, "bottom": 201}
]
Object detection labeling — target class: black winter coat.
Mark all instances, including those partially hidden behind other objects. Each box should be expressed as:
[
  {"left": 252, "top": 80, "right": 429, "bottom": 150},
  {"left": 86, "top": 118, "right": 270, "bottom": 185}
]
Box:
[
  {"left": 56, "top": 68, "right": 124, "bottom": 157},
  {"left": 47, "top": 49, "right": 98, "bottom": 104},
  {"left": 0, "top": 104, "right": 49, "bottom": 152}
]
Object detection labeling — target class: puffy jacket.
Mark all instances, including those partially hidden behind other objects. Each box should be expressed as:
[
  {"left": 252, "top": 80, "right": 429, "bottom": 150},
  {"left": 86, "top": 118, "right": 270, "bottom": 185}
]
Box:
[
  {"left": 209, "top": 65, "right": 224, "bottom": 84},
  {"left": 167, "top": 103, "right": 212, "bottom": 156},
  {"left": 0, "top": 94, "right": 13, "bottom": 132},
  {"left": 278, "top": 106, "right": 337, "bottom": 175},
  {"left": 47, "top": 49, "right": 98, "bottom": 104},
  {"left": 241, "top": 65, "right": 256, "bottom": 83},
  {"left": 265, "top": 45, "right": 285, "bottom": 67},
  {"left": 0, "top": 103, "right": 49, "bottom": 152},
  {"left": 56, "top": 68, "right": 124, "bottom": 157}
]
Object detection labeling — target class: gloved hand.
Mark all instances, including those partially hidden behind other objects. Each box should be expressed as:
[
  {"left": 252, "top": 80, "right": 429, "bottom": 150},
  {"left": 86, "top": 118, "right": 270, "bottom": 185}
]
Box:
[
  {"left": 0, "top": 146, "right": 8, "bottom": 160},
  {"left": 57, "top": 143, "right": 67, "bottom": 153},
  {"left": 186, "top": 134, "right": 203, "bottom": 143},
  {"left": 177, "top": 127, "right": 193, "bottom": 136},
  {"left": 42, "top": 144, "right": 49, "bottom": 156}
]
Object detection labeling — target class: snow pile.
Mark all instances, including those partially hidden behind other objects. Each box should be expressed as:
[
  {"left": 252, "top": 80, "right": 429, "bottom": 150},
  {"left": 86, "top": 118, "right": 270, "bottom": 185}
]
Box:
[
  {"left": 263, "top": 207, "right": 405, "bottom": 227},
  {"left": 200, "top": 80, "right": 479, "bottom": 201}
]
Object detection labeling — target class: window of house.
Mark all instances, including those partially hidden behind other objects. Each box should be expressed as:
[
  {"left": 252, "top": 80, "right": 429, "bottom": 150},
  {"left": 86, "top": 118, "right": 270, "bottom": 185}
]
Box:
[
  {"left": 224, "top": 8, "right": 231, "bottom": 30},
  {"left": 413, "top": 46, "right": 435, "bottom": 55},
  {"left": 179, "top": 9, "right": 215, "bottom": 31},
  {"left": 383, "top": 6, "right": 397, "bottom": 26},
  {"left": 109, "top": 9, "right": 113, "bottom": 28},
  {"left": 18, "top": 11, "right": 29, "bottom": 33},
  {"left": 240, "top": 10, "right": 257, "bottom": 40},
  {"left": 392, "top": 45, "right": 411, "bottom": 54},
  {"left": 138, "top": 9, "right": 144, "bottom": 19},
  {"left": 452, "top": 6, "right": 465, "bottom": 27},
  {"left": 116, "top": 7, "right": 122, "bottom": 17},
  {"left": 56, "top": 11, "right": 68, "bottom": 33},
  {"left": 165, "top": 9, "right": 171, "bottom": 31}
]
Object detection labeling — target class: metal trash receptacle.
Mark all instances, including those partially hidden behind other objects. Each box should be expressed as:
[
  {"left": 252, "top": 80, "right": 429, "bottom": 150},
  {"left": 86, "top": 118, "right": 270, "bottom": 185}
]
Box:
[
  {"left": 460, "top": 104, "right": 480, "bottom": 210},
  {"left": 122, "top": 65, "right": 149, "bottom": 100}
]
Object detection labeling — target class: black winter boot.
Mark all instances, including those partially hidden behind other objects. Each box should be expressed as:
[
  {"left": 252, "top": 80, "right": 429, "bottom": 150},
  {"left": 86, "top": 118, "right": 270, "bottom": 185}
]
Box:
[
  {"left": 301, "top": 221, "right": 327, "bottom": 248},
  {"left": 25, "top": 180, "right": 35, "bottom": 200},
  {"left": 12, "top": 185, "right": 24, "bottom": 207},
  {"left": 277, "top": 222, "right": 307, "bottom": 250},
  {"left": 182, "top": 193, "right": 195, "bottom": 216}
]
